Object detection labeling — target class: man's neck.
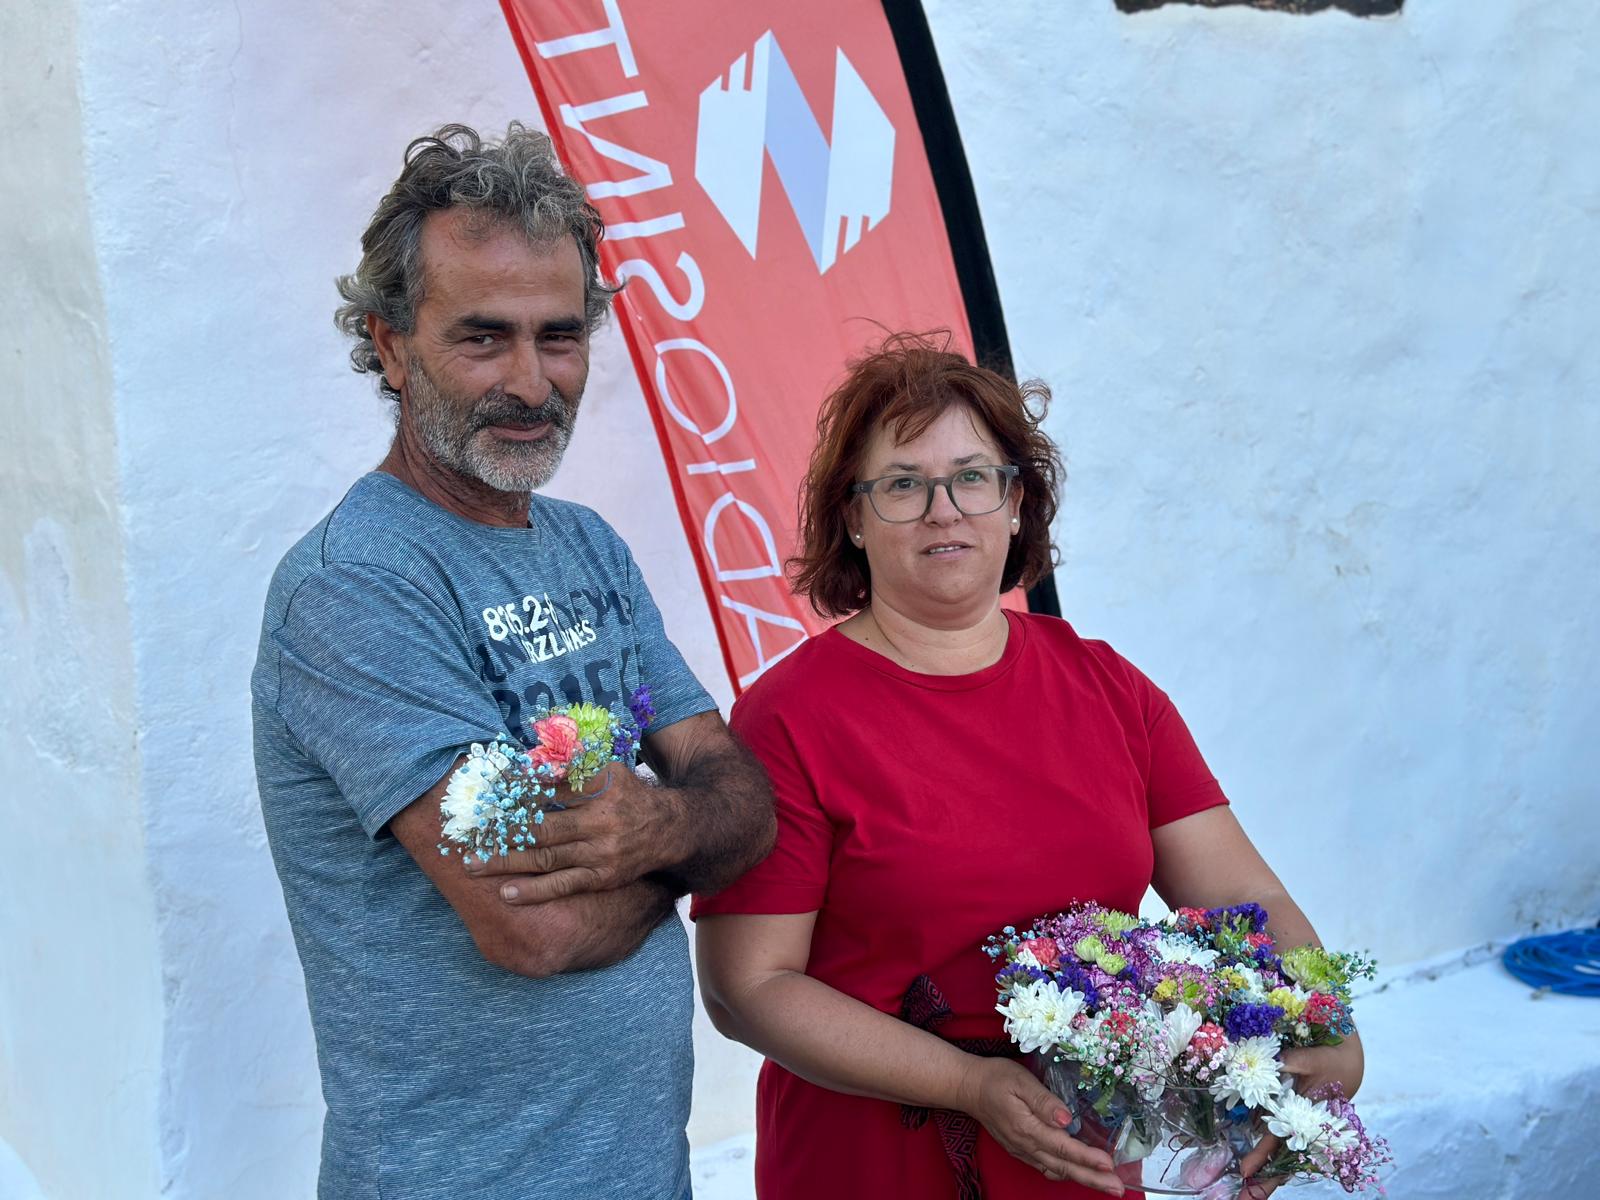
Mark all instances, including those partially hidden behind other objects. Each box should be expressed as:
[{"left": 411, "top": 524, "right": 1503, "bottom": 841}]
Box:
[{"left": 376, "top": 428, "right": 530, "bottom": 528}]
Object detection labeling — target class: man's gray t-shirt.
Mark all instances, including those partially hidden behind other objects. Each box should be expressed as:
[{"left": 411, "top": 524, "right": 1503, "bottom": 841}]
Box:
[{"left": 251, "top": 472, "right": 714, "bottom": 1200}]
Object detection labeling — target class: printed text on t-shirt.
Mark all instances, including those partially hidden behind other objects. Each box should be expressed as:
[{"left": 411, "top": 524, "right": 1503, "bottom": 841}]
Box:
[{"left": 481, "top": 593, "right": 599, "bottom": 664}]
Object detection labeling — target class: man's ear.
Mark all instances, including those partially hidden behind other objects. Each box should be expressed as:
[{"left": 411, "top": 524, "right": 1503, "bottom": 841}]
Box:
[{"left": 367, "top": 313, "right": 408, "bottom": 395}]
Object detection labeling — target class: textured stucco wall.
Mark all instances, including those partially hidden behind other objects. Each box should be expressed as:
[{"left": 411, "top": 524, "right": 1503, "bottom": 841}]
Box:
[
  {"left": 929, "top": 0, "right": 1599, "bottom": 961},
  {"left": 0, "top": 5, "right": 163, "bottom": 1198},
  {"left": 3, "top": 0, "right": 1595, "bottom": 1196},
  {"left": 67, "top": 0, "right": 733, "bottom": 1192}
]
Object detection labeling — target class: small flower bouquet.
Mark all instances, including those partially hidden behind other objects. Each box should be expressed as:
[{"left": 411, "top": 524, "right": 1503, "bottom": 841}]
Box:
[
  {"left": 985, "top": 904, "right": 1389, "bottom": 1196},
  {"left": 438, "top": 688, "right": 654, "bottom": 863}
]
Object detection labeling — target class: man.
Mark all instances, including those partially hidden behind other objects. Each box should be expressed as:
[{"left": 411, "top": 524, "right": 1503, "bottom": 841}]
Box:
[{"left": 251, "top": 123, "right": 775, "bottom": 1200}]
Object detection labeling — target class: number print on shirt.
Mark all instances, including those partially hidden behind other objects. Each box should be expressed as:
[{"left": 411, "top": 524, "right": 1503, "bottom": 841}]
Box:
[{"left": 481, "top": 593, "right": 599, "bottom": 664}]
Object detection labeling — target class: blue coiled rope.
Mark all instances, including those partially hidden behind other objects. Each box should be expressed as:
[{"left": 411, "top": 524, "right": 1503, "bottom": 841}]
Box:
[{"left": 1502, "top": 925, "right": 1600, "bottom": 997}]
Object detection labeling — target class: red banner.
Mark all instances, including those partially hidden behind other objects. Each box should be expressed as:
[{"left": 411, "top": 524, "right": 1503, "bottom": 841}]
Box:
[{"left": 501, "top": 0, "right": 991, "bottom": 692}]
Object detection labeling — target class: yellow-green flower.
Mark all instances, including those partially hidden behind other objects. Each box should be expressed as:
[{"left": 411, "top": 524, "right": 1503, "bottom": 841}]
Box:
[
  {"left": 1217, "top": 967, "right": 1250, "bottom": 992},
  {"left": 1282, "top": 946, "right": 1340, "bottom": 991},
  {"left": 1267, "top": 987, "right": 1307, "bottom": 1020},
  {"left": 1095, "top": 909, "right": 1141, "bottom": 936},
  {"left": 566, "top": 703, "right": 615, "bottom": 746}
]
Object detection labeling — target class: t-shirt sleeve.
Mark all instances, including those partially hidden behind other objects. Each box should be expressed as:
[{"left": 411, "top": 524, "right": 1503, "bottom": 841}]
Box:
[
  {"left": 1137, "top": 669, "right": 1230, "bottom": 828},
  {"left": 618, "top": 540, "right": 715, "bottom": 732},
  {"left": 690, "top": 691, "right": 832, "bottom": 918},
  {"left": 270, "top": 562, "right": 506, "bottom": 838}
]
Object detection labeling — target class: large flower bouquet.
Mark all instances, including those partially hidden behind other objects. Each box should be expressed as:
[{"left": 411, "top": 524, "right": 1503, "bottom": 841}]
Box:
[
  {"left": 437, "top": 687, "right": 654, "bottom": 863},
  {"left": 985, "top": 903, "right": 1389, "bottom": 1196}
]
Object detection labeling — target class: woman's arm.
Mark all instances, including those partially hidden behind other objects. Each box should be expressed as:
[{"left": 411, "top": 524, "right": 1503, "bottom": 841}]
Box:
[
  {"left": 1150, "top": 806, "right": 1365, "bottom": 1195},
  {"left": 696, "top": 912, "right": 1126, "bottom": 1195}
]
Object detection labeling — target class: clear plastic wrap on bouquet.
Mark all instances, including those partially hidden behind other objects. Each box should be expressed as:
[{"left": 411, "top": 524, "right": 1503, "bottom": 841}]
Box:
[{"left": 1036, "top": 1055, "right": 1261, "bottom": 1198}]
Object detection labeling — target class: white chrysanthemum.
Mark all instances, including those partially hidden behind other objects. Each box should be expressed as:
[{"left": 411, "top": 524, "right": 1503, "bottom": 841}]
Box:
[
  {"left": 1211, "top": 1036, "right": 1284, "bottom": 1110},
  {"left": 1014, "top": 946, "right": 1043, "bottom": 970},
  {"left": 1262, "top": 1090, "right": 1354, "bottom": 1153},
  {"left": 996, "top": 979, "right": 1087, "bottom": 1055},
  {"left": 440, "top": 755, "right": 503, "bottom": 844},
  {"left": 1161, "top": 1003, "right": 1205, "bottom": 1062},
  {"left": 1232, "top": 967, "right": 1271, "bottom": 1004},
  {"left": 1152, "top": 934, "right": 1221, "bottom": 971}
]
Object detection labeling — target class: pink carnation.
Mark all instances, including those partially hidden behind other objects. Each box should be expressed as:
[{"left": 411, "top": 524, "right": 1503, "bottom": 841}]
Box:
[
  {"left": 1021, "top": 938, "right": 1061, "bottom": 970},
  {"left": 529, "top": 714, "right": 580, "bottom": 777}
]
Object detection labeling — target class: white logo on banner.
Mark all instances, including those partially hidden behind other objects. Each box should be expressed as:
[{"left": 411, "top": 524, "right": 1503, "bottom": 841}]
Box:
[{"left": 695, "top": 31, "right": 895, "bottom": 274}]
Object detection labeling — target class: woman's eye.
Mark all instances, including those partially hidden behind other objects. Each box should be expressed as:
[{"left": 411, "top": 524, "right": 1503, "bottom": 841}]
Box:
[
  {"left": 957, "top": 469, "right": 985, "bottom": 484},
  {"left": 886, "top": 476, "right": 921, "bottom": 492}
]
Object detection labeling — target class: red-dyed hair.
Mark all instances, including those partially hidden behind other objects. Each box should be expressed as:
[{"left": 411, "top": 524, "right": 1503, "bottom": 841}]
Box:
[{"left": 789, "top": 332, "right": 1063, "bottom": 618}]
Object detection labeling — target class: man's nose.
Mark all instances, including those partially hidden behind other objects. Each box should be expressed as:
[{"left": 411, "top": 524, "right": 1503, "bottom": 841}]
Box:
[{"left": 505, "top": 340, "right": 552, "bottom": 407}]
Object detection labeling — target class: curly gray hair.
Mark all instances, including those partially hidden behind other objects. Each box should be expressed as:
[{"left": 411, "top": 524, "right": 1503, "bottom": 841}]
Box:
[{"left": 334, "top": 122, "right": 619, "bottom": 400}]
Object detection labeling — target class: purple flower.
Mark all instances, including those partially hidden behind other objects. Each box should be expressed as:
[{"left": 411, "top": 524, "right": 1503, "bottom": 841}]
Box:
[
  {"left": 627, "top": 685, "right": 656, "bottom": 732},
  {"left": 1224, "top": 1002, "right": 1284, "bottom": 1041},
  {"left": 1056, "top": 961, "right": 1100, "bottom": 1008},
  {"left": 996, "top": 962, "right": 1048, "bottom": 989},
  {"left": 1207, "top": 902, "right": 1270, "bottom": 933}
]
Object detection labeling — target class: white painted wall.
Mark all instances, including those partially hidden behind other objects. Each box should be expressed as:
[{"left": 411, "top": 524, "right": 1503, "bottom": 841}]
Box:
[
  {"left": 0, "top": 6, "right": 163, "bottom": 1199},
  {"left": 2, "top": 0, "right": 1594, "bottom": 1195},
  {"left": 926, "top": 0, "right": 1599, "bottom": 965}
]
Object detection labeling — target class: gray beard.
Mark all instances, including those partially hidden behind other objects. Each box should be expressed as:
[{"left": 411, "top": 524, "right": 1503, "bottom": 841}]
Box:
[{"left": 406, "top": 354, "right": 577, "bottom": 493}]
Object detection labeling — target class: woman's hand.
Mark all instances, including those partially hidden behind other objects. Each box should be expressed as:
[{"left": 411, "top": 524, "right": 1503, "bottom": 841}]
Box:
[
  {"left": 958, "top": 1057, "right": 1126, "bottom": 1195},
  {"left": 1237, "top": 1033, "right": 1365, "bottom": 1197}
]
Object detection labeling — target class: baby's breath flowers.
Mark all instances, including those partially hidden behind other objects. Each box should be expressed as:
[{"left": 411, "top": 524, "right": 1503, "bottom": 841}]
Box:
[{"left": 437, "top": 689, "right": 650, "bottom": 863}]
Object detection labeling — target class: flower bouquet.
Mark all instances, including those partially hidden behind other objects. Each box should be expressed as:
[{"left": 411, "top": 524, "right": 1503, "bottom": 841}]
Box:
[
  {"left": 437, "top": 687, "right": 654, "bottom": 862},
  {"left": 985, "top": 904, "right": 1389, "bottom": 1196}
]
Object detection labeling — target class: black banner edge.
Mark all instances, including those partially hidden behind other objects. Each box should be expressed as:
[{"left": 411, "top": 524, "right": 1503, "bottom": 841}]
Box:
[{"left": 879, "top": 0, "right": 1062, "bottom": 618}]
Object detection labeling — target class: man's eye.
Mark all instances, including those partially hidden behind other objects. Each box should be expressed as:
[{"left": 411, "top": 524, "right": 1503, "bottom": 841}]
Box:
[{"left": 465, "top": 334, "right": 496, "bottom": 346}]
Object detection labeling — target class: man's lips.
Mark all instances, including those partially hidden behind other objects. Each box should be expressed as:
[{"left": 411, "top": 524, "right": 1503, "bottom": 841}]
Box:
[{"left": 485, "top": 421, "right": 553, "bottom": 442}]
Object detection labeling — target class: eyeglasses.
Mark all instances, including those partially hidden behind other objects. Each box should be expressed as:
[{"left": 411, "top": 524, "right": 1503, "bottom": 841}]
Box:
[{"left": 851, "top": 464, "right": 1020, "bottom": 523}]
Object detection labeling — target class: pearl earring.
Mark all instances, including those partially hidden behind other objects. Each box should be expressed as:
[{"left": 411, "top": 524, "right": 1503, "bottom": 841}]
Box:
[{"left": 1010, "top": 516, "right": 1020, "bottom": 529}]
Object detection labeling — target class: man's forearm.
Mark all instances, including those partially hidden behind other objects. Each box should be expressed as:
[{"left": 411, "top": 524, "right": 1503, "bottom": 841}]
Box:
[
  {"left": 653, "top": 744, "right": 776, "bottom": 896},
  {"left": 500, "top": 877, "right": 676, "bottom": 978}
]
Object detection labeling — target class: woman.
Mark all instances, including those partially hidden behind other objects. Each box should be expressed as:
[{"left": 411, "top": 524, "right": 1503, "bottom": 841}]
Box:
[{"left": 691, "top": 336, "right": 1362, "bottom": 1199}]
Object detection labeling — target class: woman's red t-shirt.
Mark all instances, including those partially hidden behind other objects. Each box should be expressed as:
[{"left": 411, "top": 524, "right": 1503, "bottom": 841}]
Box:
[{"left": 691, "top": 610, "right": 1229, "bottom": 1198}]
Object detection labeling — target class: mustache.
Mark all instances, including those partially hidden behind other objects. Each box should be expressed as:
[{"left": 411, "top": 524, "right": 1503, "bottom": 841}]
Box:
[{"left": 469, "top": 388, "right": 572, "bottom": 432}]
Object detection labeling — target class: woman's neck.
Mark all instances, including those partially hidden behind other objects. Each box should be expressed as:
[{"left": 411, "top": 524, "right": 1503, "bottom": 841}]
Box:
[{"left": 840, "top": 596, "right": 1010, "bottom": 676}]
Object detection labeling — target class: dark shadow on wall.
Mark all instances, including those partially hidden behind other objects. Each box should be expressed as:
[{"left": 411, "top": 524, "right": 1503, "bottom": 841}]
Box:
[{"left": 1117, "top": 0, "right": 1402, "bottom": 15}]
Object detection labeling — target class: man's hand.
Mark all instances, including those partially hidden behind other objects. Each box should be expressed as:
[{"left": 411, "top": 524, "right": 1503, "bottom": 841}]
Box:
[
  {"left": 464, "top": 710, "right": 776, "bottom": 903},
  {"left": 1237, "top": 1034, "right": 1365, "bottom": 1197},
  {"left": 465, "top": 763, "right": 677, "bottom": 903},
  {"left": 389, "top": 765, "right": 678, "bottom": 978}
]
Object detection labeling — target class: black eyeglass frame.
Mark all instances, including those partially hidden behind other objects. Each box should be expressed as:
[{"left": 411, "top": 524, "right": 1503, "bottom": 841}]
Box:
[{"left": 850, "top": 464, "right": 1021, "bottom": 523}]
